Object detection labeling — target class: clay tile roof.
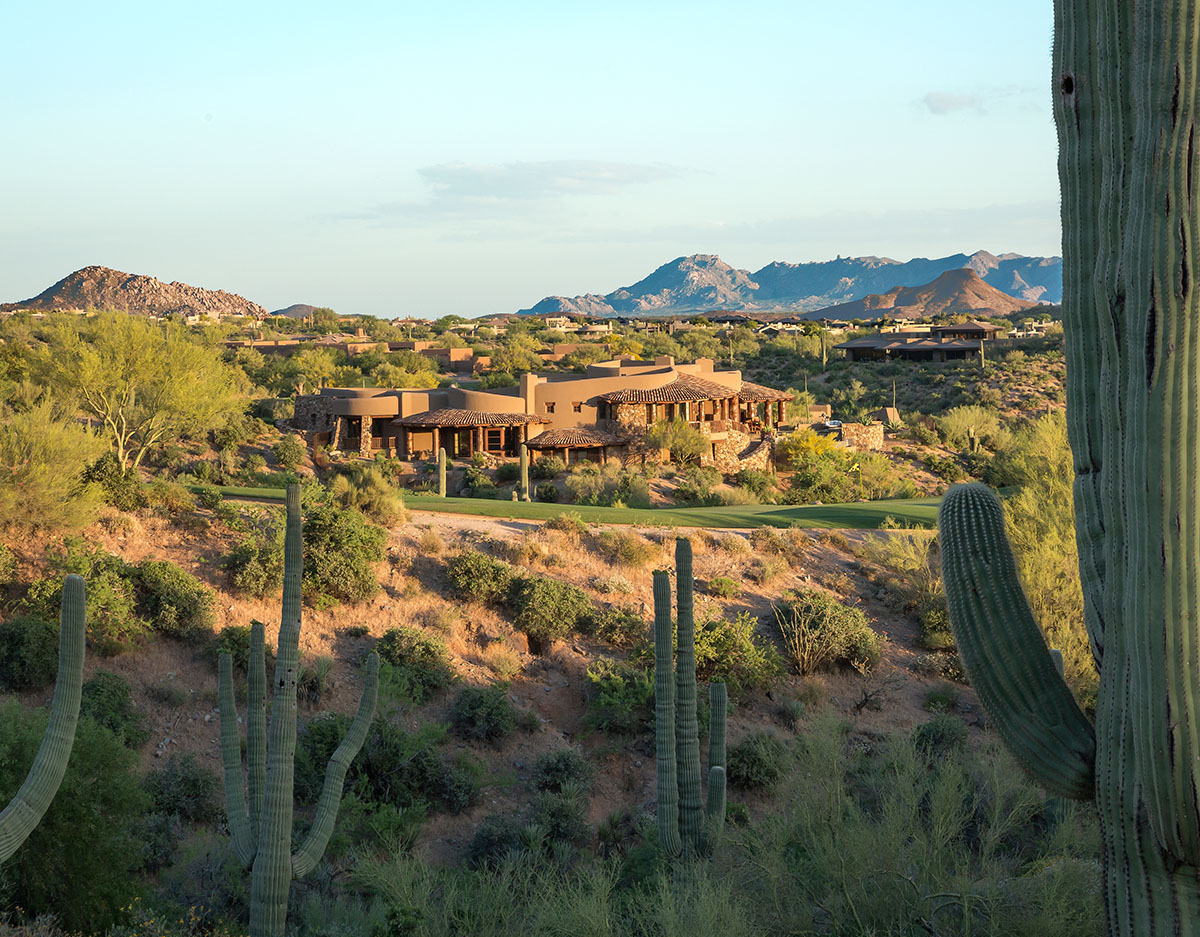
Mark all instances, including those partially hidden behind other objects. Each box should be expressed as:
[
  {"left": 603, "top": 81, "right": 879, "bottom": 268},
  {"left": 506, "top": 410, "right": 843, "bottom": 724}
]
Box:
[
  {"left": 598, "top": 372, "right": 738, "bottom": 403},
  {"left": 525, "top": 427, "right": 627, "bottom": 449},
  {"left": 392, "top": 409, "right": 548, "bottom": 428},
  {"left": 737, "top": 381, "right": 794, "bottom": 402}
]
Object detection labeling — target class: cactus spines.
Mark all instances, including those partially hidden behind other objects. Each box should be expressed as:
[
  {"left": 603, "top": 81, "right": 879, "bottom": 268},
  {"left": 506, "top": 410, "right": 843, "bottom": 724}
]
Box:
[
  {"left": 218, "top": 485, "right": 379, "bottom": 937},
  {"left": 939, "top": 484, "right": 1095, "bottom": 799},
  {"left": 519, "top": 443, "right": 531, "bottom": 501},
  {"left": 653, "top": 538, "right": 727, "bottom": 858},
  {"left": 0, "top": 575, "right": 86, "bottom": 863},
  {"left": 437, "top": 447, "right": 447, "bottom": 497}
]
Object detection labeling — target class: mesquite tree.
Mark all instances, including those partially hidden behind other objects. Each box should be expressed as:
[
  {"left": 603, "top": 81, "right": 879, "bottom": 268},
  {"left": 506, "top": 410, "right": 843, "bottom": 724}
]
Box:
[{"left": 939, "top": 4, "right": 1200, "bottom": 932}]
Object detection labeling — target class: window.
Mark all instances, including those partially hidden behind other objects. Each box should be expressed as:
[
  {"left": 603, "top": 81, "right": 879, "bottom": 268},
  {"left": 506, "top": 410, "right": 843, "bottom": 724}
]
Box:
[
  {"left": 572, "top": 402, "right": 582, "bottom": 413},
  {"left": 545, "top": 402, "right": 555, "bottom": 414},
  {"left": 487, "top": 429, "right": 503, "bottom": 451}
]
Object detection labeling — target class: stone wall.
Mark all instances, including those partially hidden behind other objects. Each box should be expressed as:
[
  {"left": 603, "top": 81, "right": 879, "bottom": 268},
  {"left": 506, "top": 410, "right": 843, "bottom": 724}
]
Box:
[
  {"left": 839, "top": 422, "right": 884, "bottom": 451},
  {"left": 293, "top": 396, "right": 337, "bottom": 434}
]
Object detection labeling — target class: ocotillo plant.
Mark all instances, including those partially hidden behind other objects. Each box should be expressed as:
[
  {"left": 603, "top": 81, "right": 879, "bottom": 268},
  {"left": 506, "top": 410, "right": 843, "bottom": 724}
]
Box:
[
  {"left": 519, "top": 443, "right": 531, "bottom": 501},
  {"left": 437, "top": 447, "right": 447, "bottom": 498},
  {"left": 938, "top": 5, "right": 1200, "bottom": 933},
  {"left": 0, "top": 575, "right": 85, "bottom": 862},
  {"left": 218, "top": 485, "right": 379, "bottom": 937},
  {"left": 653, "top": 538, "right": 726, "bottom": 858}
]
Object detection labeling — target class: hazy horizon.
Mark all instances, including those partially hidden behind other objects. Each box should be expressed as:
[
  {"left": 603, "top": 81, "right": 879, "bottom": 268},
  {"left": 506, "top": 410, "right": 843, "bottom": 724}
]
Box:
[{"left": 2, "top": 0, "right": 1059, "bottom": 318}]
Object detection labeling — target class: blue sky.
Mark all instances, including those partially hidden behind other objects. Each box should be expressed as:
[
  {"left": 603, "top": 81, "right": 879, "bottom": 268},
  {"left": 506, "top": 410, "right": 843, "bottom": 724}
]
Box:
[{"left": 1, "top": 1, "right": 1058, "bottom": 318}]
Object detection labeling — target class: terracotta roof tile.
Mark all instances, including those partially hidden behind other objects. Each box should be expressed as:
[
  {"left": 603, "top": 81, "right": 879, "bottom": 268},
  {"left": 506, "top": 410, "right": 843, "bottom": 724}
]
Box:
[
  {"left": 392, "top": 409, "right": 548, "bottom": 428},
  {"left": 598, "top": 372, "right": 737, "bottom": 403},
  {"left": 525, "top": 427, "right": 627, "bottom": 449}
]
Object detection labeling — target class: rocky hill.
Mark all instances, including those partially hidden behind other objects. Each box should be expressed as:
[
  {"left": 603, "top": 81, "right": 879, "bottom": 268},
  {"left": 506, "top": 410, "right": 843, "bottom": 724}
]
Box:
[
  {"left": 269, "top": 303, "right": 320, "bottom": 319},
  {"left": 518, "top": 250, "right": 1062, "bottom": 317},
  {"left": 0, "top": 266, "right": 268, "bottom": 320},
  {"left": 800, "top": 268, "right": 1039, "bottom": 321}
]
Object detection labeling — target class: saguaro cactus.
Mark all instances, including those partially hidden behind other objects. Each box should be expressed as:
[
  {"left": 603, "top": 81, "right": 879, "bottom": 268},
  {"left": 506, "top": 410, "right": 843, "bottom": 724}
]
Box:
[
  {"left": 940, "top": 7, "right": 1200, "bottom": 928},
  {"left": 437, "top": 447, "right": 447, "bottom": 498},
  {"left": 218, "top": 485, "right": 379, "bottom": 937},
  {"left": 0, "top": 575, "right": 86, "bottom": 862},
  {"left": 653, "top": 538, "right": 726, "bottom": 858},
  {"left": 519, "top": 443, "right": 531, "bottom": 501}
]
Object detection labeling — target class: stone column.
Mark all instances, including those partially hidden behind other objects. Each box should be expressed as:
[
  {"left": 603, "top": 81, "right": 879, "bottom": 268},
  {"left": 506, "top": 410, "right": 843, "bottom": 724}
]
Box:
[
  {"left": 433, "top": 426, "right": 441, "bottom": 455},
  {"left": 360, "top": 415, "right": 373, "bottom": 458},
  {"left": 330, "top": 416, "right": 344, "bottom": 451}
]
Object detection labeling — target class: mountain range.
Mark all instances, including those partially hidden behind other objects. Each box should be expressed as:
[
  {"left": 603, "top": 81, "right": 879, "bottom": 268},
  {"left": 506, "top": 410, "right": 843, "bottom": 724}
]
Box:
[
  {"left": 0, "top": 266, "right": 267, "bottom": 320},
  {"left": 800, "top": 268, "right": 1039, "bottom": 321},
  {"left": 518, "top": 250, "right": 1062, "bottom": 317}
]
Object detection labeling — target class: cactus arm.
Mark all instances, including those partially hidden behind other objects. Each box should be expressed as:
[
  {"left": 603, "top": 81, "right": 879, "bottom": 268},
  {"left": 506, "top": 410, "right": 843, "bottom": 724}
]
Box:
[
  {"left": 291, "top": 652, "right": 379, "bottom": 878},
  {"left": 939, "top": 484, "right": 1096, "bottom": 799},
  {"left": 704, "top": 681, "right": 727, "bottom": 850},
  {"left": 653, "top": 569, "right": 682, "bottom": 858},
  {"left": 0, "top": 575, "right": 86, "bottom": 863},
  {"left": 247, "top": 619, "right": 267, "bottom": 836},
  {"left": 673, "top": 538, "right": 704, "bottom": 855},
  {"left": 438, "top": 447, "right": 447, "bottom": 498},
  {"left": 218, "top": 652, "right": 257, "bottom": 868},
  {"left": 250, "top": 484, "right": 303, "bottom": 937}
]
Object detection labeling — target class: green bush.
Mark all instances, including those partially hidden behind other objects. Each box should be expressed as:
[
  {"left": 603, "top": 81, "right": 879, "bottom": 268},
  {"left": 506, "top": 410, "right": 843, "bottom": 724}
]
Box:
[
  {"left": 496, "top": 462, "right": 520, "bottom": 484},
  {"left": 0, "top": 701, "right": 149, "bottom": 932},
  {"left": 444, "top": 549, "right": 515, "bottom": 605},
  {"left": 143, "top": 753, "right": 222, "bottom": 823},
  {"left": 273, "top": 433, "right": 305, "bottom": 469},
  {"left": 195, "top": 484, "right": 224, "bottom": 509},
  {"left": 911, "top": 714, "right": 969, "bottom": 757},
  {"left": 726, "top": 730, "right": 788, "bottom": 791},
  {"left": 302, "top": 503, "right": 387, "bottom": 606},
  {"left": 376, "top": 626, "right": 455, "bottom": 703},
  {"left": 565, "top": 464, "right": 651, "bottom": 508},
  {"left": 82, "top": 452, "right": 146, "bottom": 511},
  {"left": 923, "top": 682, "right": 960, "bottom": 714},
  {"left": 223, "top": 514, "right": 286, "bottom": 597},
  {"left": 207, "top": 623, "right": 275, "bottom": 673},
  {"left": 632, "top": 611, "right": 783, "bottom": 695},
  {"left": 535, "top": 481, "right": 559, "bottom": 502},
  {"left": 450, "top": 684, "right": 519, "bottom": 743},
  {"left": 544, "top": 511, "right": 586, "bottom": 537},
  {"left": 352, "top": 719, "right": 480, "bottom": 814},
  {"left": 466, "top": 813, "right": 526, "bottom": 868},
  {"left": 532, "top": 748, "right": 594, "bottom": 794},
  {"left": 0, "top": 543, "right": 16, "bottom": 586},
  {"left": 708, "top": 576, "right": 741, "bottom": 598},
  {"left": 0, "top": 615, "right": 58, "bottom": 690},
  {"left": 672, "top": 464, "right": 723, "bottom": 506},
  {"left": 731, "top": 468, "right": 774, "bottom": 496},
  {"left": 328, "top": 462, "right": 407, "bottom": 526},
  {"left": 589, "top": 605, "right": 646, "bottom": 648},
  {"left": 773, "top": 588, "right": 883, "bottom": 675},
  {"left": 531, "top": 455, "right": 566, "bottom": 479},
  {"left": 143, "top": 478, "right": 197, "bottom": 517},
  {"left": 583, "top": 657, "right": 654, "bottom": 734},
  {"left": 80, "top": 670, "right": 151, "bottom": 749},
  {"left": 135, "top": 559, "right": 215, "bottom": 637},
  {"left": 508, "top": 575, "right": 593, "bottom": 652}
]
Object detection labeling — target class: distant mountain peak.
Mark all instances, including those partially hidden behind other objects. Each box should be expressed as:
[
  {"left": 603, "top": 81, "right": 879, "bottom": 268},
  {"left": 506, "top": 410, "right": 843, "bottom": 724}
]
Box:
[
  {"left": 516, "top": 250, "right": 1061, "bottom": 317},
  {"left": 0, "top": 266, "right": 268, "bottom": 319},
  {"left": 802, "top": 268, "right": 1040, "bottom": 321}
]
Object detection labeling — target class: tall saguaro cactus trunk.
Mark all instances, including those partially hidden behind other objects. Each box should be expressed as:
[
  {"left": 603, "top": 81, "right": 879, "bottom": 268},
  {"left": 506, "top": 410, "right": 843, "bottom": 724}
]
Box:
[
  {"left": 0, "top": 575, "right": 86, "bottom": 862},
  {"left": 939, "top": 6, "right": 1200, "bottom": 933},
  {"left": 653, "top": 538, "right": 727, "bottom": 859},
  {"left": 219, "top": 485, "right": 379, "bottom": 937}
]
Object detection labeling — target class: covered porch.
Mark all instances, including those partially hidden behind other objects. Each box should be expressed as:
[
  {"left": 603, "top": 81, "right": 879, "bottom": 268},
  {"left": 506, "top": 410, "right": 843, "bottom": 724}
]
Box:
[
  {"left": 390, "top": 409, "right": 547, "bottom": 461},
  {"left": 524, "top": 427, "right": 627, "bottom": 466},
  {"left": 735, "top": 381, "right": 793, "bottom": 430}
]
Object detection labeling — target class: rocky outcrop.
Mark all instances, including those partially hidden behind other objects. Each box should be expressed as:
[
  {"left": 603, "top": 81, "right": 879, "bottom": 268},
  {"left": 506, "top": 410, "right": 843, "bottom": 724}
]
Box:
[{"left": 0, "top": 266, "right": 268, "bottom": 320}]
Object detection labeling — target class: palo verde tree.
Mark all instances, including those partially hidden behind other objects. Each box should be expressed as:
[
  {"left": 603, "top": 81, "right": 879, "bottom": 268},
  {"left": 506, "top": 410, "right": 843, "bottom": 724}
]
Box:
[
  {"left": 939, "top": 5, "right": 1200, "bottom": 932},
  {"left": 38, "top": 312, "right": 247, "bottom": 472}
]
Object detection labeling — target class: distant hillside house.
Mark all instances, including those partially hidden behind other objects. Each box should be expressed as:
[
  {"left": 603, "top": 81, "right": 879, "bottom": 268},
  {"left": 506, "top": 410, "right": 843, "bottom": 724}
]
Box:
[
  {"left": 291, "top": 357, "right": 792, "bottom": 473},
  {"left": 928, "top": 321, "right": 1007, "bottom": 341}
]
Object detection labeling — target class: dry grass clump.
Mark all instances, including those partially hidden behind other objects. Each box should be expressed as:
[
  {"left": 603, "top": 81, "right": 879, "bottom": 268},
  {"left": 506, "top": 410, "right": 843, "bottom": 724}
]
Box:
[
  {"left": 422, "top": 605, "right": 461, "bottom": 635},
  {"left": 716, "top": 533, "right": 752, "bottom": 556},
  {"left": 592, "top": 573, "right": 635, "bottom": 595},
  {"left": 749, "top": 527, "right": 788, "bottom": 556},
  {"left": 747, "top": 555, "right": 788, "bottom": 586},
  {"left": 478, "top": 639, "right": 523, "bottom": 680},
  {"left": 590, "top": 529, "right": 658, "bottom": 568},
  {"left": 416, "top": 527, "right": 445, "bottom": 555}
]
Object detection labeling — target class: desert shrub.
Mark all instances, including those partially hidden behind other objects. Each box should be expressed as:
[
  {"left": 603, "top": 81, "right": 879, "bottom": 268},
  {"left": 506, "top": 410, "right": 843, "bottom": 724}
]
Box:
[
  {"left": 911, "top": 714, "right": 969, "bottom": 757},
  {"left": 590, "top": 605, "right": 646, "bottom": 648},
  {"left": 353, "top": 720, "right": 480, "bottom": 814},
  {"left": 294, "top": 711, "right": 354, "bottom": 805},
  {"left": 0, "top": 703, "right": 148, "bottom": 932},
  {"left": 566, "top": 464, "right": 651, "bottom": 508},
  {"left": 302, "top": 503, "right": 387, "bottom": 606},
  {"left": 532, "top": 748, "right": 594, "bottom": 794},
  {"left": 445, "top": 549, "right": 516, "bottom": 605},
  {"left": 592, "top": 573, "right": 635, "bottom": 595},
  {"left": 0, "top": 544, "right": 16, "bottom": 587},
  {"left": 0, "top": 615, "right": 58, "bottom": 690},
  {"left": 923, "top": 682, "right": 960, "bottom": 714},
  {"left": 584, "top": 657, "right": 655, "bottom": 734},
  {"left": 856, "top": 529, "right": 944, "bottom": 626},
  {"left": 914, "top": 651, "right": 969, "bottom": 685},
  {"left": 775, "top": 429, "right": 857, "bottom": 504},
  {"left": 496, "top": 462, "right": 520, "bottom": 484},
  {"left": 531, "top": 455, "right": 566, "bottom": 479},
  {"left": 526, "top": 479, "right": 555, "bottom": 502},
  {"left": 146, "top": 678, "right": 189, "bottom": 707},
  {"left": 143, "top": 478, "right": 197, "bottom": 517},
  {"left": 206, "top": 623, "right": 276, "bottom": 674},
  {"left": 222, "top": 513, "right": 286, "bottom": 597},
  {"left": 731, "top": 468, "right": 774, "bottom": 496},
  {"left": 672, "top": 465, "right": 723, "bottom": 506},
  {"left": 135, "top": 559, "right": 215, "bottom": 637},
  {"left": 466, "top": 813, "right": 526, "bottom": 868},
  {"left": 647, "top": 418, "right": 708, "bottom": 465},
  {"left": 922, "top": 452, "right": 966, "bottom": 482},
  {"left": 376, "top": 626, "right": 455, "bottom": 703},
  {"left": 708, "top": 576, "right": 741, "bottom": 598},
  {"left": 24, "top": 540, "right": 146, "bottom": 655},
  {"left": 273, "top": 433, "right": 305, "bottom": 469},
  {"left": 82, "top": 452, "right": 146, "bottom": 511},
  {"left": 450, "top": 684, "right": 519, "bottom": 742},
  {"left": 80, "top": 670, "right": 151, "bottom": 749},
  {"left": 328, "top": 463, "right": 407, "bottom": 526},
  {"left": 716, "top": 532, "right": 751, "bottom": 555},
  {"left": 531, "top": 785, "right": 590, "bottom": 845},
  {"left": 727, "top": 730, "right": 788, "bottom": 791},
  {"left": 195, "top": 484, "right": 223, "bottom": 509},
  {"left": 143, "top": 753, "right": 222, "bottom": 823},
  {"left": 774, "top": 588, "right": 882, "bottom": 675},
  {"left": 131, "top": 811, "right": 185, "bottom": 874},
  {"left": 591, "top": 529, "right": 657, "bottom": 567},
  {"left": 747, "top": 555, "right": 788, "bottom": 585},
  {"left": 544, "top": 511, "right": 586, "bottom": 537},
  {"left": 508, "top": 575, "right": 593, "bottom": 652},
  {"left": 936, "top": 405, "right": 1002, "bottom": 450},
  {"left": 297, "top": 654, "right": 335, "bottom": 705}
]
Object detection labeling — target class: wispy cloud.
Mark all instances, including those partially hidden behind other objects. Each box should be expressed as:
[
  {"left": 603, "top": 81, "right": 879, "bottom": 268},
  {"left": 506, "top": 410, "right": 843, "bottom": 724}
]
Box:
[{"left": 921, "top": 91, "right": 984, "bottom": 116}]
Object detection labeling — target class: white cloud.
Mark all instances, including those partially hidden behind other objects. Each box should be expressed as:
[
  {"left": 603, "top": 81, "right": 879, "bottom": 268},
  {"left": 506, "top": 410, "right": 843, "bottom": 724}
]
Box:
[{"left": 922, "top": 91, "right": 984, "bottom": 115}]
